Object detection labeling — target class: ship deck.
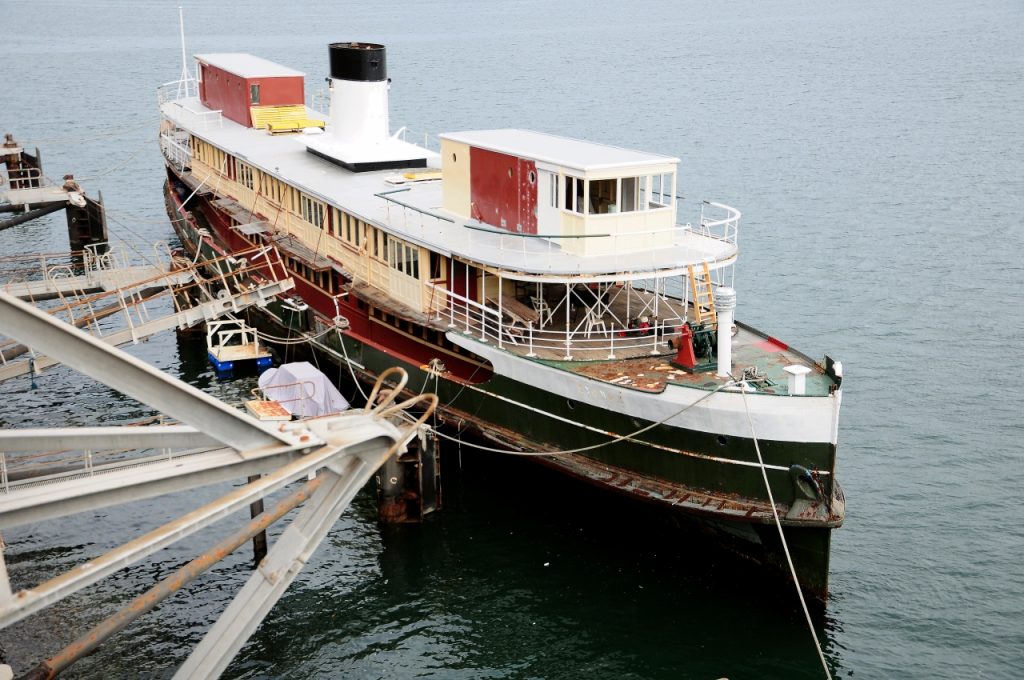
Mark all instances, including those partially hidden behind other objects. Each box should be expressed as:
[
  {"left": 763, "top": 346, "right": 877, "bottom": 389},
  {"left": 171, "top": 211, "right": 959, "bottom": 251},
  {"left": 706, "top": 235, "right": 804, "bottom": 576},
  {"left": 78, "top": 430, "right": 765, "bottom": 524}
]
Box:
[{"left": 449, "top": 285, "right": 836, "bottom": 397}]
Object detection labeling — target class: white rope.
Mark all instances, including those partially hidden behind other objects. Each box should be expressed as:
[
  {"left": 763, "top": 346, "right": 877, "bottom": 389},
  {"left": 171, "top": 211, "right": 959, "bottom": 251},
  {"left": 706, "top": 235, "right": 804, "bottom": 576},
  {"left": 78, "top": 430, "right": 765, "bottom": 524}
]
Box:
[
  {"left": 336, "top": 328, "right": 369, "bottom": 401},
  {"left": 251, "top": 325, "right": 336, "bottom": 345},
  {"left": 431, "top": 380, "right": 736, "bottom": 457},
  {"left": 76, "top": 135, "right": 156, "bottom": 181},
  {"left": 12, "top": 119, "right": 157, "bottom": 146},
  {"left": 738, "top": 381, "right": 833, "bottom": 680}
]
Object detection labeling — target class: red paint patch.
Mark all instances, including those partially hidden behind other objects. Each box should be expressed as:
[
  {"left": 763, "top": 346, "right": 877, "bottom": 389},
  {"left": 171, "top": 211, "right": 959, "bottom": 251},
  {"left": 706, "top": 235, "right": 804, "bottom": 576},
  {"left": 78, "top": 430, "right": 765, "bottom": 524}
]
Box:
[{"left": 755, "top": 337, "right": 789, "bottom": 352}]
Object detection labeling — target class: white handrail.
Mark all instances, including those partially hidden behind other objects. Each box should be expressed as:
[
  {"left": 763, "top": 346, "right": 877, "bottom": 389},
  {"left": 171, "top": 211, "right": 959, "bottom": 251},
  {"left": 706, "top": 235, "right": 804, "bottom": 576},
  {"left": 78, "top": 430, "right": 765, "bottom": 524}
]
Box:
[{"left": 425, "top": 282, "right": 682, "bottom": 358}]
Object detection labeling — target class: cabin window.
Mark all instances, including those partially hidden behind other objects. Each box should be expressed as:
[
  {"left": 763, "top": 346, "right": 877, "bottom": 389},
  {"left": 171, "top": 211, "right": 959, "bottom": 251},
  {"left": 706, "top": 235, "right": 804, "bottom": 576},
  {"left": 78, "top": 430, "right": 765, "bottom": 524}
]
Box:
[
  {"left": 341, "top": 212, "right": 362, "bottom": 247},
  {"left": 330, "top": 207, "right": 340, "bottom": 237},
  {"left": 369, "top": 227, "right": 388, "bottom": 260},
  {"left": 563, "top": 175, "right": 585, "bottom": 214},
  {"left": 238, "top": 162, "right": 254, "bottom": 190},
  {"left": 588, "top": 178, "right": 617, "bottom": 214},
  {"left": 620, "top": 177, "right": 638, "bottom": 212},
  {"left": 250, "top": 83, "right": 260, "bottom": 105},
  {"left": 429, "top": 251, "right": 444, "bottom": 281},
  {"left": 300, "top": 194, "right": 325, "bottom": 228},
  {"left": 389, "top": 240, "right": 420, "bottom": 279},
  {"left": 550, "top": 173, "right": 558, "bottom": 208},
  {"left": 650, "top": 173, "right": 673, "bottom": 208}
]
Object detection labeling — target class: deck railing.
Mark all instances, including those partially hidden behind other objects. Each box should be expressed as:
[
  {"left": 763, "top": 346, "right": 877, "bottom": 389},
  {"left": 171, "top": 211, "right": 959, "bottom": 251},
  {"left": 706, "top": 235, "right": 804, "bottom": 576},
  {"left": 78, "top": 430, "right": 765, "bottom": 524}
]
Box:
[
  {"left": 157, "top": 78, "right": 223, "bottom": 131},
  {"left": 698, "top": 201, "right": 742, "bottom": 243},
  {"left": 159, "top": 129, "right": 191, "bottom": 172},
  {"left": 425, "top": 282, "right": 681, "bottom": 359},
  {"left": 376, "top": 189, "right": 740, "bottom": 273}
]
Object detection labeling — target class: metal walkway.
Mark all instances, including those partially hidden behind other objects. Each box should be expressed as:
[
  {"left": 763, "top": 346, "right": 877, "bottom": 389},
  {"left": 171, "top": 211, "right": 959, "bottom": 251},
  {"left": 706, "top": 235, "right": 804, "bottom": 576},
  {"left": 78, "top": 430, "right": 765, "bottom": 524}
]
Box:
[
  {"left": 0, "top": 243, "right": 295, "bottom": 382},
  {"left": 0, "top": 289, "right": 436, "bottom": 678},
  {"left": 1, "top": 244, "right": 189, "bottom": 300}
]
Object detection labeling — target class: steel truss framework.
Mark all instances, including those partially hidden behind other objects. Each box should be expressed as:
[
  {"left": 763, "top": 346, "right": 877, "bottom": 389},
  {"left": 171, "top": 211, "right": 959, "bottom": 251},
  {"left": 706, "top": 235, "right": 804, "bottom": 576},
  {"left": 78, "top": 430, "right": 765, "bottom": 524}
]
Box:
[{"left": 0, "top": 290, "right": 435, "bottom": 678}]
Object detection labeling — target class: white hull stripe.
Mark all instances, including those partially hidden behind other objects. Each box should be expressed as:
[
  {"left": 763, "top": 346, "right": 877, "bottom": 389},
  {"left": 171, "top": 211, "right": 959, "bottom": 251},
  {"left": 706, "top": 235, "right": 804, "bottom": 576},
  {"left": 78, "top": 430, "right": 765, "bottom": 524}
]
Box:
[{"left": 448, "top": 332, "right": 840, "bottom": 444}]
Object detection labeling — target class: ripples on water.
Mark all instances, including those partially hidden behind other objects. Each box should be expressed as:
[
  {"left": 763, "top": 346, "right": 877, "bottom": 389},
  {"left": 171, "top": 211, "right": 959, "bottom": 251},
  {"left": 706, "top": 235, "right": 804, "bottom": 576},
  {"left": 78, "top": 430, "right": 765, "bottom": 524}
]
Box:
[{"left": 1, "top": 0, "right": 1022, "bottom": 678}]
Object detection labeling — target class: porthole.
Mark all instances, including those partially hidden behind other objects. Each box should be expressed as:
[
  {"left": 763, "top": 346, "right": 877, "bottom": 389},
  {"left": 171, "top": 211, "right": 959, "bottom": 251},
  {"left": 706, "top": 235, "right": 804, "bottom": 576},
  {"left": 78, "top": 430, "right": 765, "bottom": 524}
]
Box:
[
  {"left": 528, "top": 170, "right": 536, "bottom": 184},
  {"left": 566, "top": 399, "right": 576, "bottom": 410},
  {"left": 716, "top": 435, "right": 728, "bottom": 446},
  {"left": 508, "top": 167, "right": 513, "bottom": 178},
  {"left": 452, "top": 152, "right": 457, "bottom": 163}
]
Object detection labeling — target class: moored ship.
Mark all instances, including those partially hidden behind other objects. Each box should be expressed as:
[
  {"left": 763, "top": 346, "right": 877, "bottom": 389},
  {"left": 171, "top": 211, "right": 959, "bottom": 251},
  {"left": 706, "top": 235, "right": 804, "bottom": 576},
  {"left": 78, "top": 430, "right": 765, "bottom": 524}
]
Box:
[{"left": 157, "top": 42, "right": 845, "bottom": 599}]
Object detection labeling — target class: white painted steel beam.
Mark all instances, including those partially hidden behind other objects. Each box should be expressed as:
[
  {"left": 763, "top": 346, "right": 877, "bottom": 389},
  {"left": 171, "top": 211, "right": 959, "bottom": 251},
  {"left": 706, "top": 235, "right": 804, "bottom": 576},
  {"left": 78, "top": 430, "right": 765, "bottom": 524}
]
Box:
[
  {"left": 0, "top": 290, "right": 293, "bottom": 452},
  {"left": 0, "top": 277, "right": 294, "bottom": 382},
  {"left": 0, "top": 418, "right": 401, "bottom": 629},
  {"left": 0, "top": 425, "right": 218, "bottom": 452},
  {"left": 174, "top": 444, "right": 394, "bottom": 679},
  {"left": 0, "top": 416, "right": 393, "bottom": 530}
]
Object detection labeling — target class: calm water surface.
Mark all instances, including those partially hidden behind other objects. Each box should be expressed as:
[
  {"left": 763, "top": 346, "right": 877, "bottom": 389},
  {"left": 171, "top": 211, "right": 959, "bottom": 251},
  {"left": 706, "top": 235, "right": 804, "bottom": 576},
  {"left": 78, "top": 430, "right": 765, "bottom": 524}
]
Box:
[{"left": 1, "top": 1, "right": 1022, "bottom": 677}]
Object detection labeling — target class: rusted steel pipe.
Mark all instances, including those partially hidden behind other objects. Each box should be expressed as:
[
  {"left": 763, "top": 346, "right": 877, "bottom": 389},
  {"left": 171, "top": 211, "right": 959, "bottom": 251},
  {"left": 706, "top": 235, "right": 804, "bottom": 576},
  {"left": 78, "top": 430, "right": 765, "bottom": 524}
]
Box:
[{"left": 18, "top": 474, "right": 325, "bottom": 680}]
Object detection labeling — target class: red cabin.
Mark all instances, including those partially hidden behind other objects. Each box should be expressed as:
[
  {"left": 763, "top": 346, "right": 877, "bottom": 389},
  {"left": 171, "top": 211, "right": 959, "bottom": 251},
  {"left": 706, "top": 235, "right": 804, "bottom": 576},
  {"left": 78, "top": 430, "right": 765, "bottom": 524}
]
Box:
[{"left": 196, "top": 53, "right": 306, "bottom": 128}]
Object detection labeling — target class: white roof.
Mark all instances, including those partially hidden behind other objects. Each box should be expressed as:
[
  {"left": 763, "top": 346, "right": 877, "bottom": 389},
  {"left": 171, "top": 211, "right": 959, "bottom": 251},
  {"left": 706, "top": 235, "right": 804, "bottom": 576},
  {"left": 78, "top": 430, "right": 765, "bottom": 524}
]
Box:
[
  {"left": 161, "top": 100, "right": 734, "bottom": 277},
  {"left": 195, "top": 53, "right": 304, "bottom": 79},
  {"left": 439, "top": 129, "right": 679, "bottom": 172}
]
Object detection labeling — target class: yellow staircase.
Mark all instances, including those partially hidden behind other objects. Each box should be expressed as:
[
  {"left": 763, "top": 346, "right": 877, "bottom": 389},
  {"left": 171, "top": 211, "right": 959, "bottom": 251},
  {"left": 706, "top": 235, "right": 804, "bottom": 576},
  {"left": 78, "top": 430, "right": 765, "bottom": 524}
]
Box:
[
  {"left": 687, "top": 262, "right": 718, "bottom": 327},
  {"left": 249, "top": 106, "right": 325, "bottom": 134}
]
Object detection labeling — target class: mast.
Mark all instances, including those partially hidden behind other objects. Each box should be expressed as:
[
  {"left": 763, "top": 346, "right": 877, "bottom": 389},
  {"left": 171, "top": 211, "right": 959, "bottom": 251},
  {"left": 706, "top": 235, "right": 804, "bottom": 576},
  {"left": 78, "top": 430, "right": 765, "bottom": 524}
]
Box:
[{"left": 177, "top": 6, "right": 189, "bottom": 99}]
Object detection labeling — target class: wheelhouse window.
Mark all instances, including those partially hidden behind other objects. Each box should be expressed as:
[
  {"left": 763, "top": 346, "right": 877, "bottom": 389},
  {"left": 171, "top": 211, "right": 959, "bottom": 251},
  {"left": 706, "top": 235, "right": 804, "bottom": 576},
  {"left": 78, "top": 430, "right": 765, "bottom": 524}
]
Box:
[
  {"left": 650, "top": 173, "right": 674, "bottom": 208},
  {"left": 620, "top": 177, "right": 638, "bottom": 212},
  {"left": 588, "top": 178, "right": 617, "bottom": 214},
  {"left": 563, "top": 174, "right": 585, "bottom": 214}
]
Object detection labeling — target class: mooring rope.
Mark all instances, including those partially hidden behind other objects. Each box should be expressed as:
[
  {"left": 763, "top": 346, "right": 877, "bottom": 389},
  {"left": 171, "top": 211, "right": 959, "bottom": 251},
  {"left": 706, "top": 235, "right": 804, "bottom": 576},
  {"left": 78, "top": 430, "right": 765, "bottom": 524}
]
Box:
[
  {"left": 336, "top": 328, "right": 370, "bottom": 401},
  {"left": 429, "top": 379, "right": 736, "bottom": 457},
  {"left": 13, "top": 119, "right": 157, "bottom": 146},
  {"left": 76, "top": 135, "right": 157, "bottom": 182},
  {"left": 738, "top": 381, "right": 833, "bottom": 680}
]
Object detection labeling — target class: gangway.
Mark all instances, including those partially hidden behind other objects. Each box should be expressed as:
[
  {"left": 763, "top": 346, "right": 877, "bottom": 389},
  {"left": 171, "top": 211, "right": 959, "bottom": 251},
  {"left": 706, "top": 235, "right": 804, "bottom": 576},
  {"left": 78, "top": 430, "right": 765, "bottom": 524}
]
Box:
[
  {"left": 0, "top": 290, "right": 436, "bottom": 678},
  {"left": 0, "top": 243, "right": 296, "bottom": 382},
  {"left": 1, "top": 244, "right": 191, "bottom": 301}
]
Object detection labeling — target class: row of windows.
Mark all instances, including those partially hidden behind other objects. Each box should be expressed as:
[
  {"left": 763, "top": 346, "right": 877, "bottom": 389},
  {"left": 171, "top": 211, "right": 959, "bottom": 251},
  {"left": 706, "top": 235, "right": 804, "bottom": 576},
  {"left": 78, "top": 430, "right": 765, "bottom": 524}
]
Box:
[
  {"left": 300, "top": 194, "right": 326, "bottom": 229},
  {"left": 238, "top": 162, "right": 255, "bottom": 190},
  {"left": 192, "top": 137, "right": 227, "bottom": 173},
  {"left": 388, "top": 239, "right": 420, "bottom": 279},
  {"left": 283, "top": 254, "right": 338, "bottom": 293},
  {"left": 560, "top": 173, "right": 673, "bottom": 215},
  {"left": 190, "top": 136, "right": 429, "bottom": 284},
  {"left": 332, "top": 207, "right": 362, "bottom": 247}
]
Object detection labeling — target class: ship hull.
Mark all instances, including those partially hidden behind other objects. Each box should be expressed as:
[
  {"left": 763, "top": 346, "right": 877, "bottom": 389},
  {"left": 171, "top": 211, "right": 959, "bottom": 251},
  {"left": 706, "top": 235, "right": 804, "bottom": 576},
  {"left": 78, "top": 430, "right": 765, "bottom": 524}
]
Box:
[{"left": 163, "top": 171, "right": 842, "bottom": 601}]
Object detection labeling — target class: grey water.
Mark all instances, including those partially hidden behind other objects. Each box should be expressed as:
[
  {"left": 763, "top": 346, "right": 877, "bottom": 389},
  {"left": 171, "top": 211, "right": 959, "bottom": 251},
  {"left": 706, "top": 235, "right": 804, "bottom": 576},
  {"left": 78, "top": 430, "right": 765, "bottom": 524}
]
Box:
[{"left": 1, "top": 0, "right": 1022, "bottom": 677}]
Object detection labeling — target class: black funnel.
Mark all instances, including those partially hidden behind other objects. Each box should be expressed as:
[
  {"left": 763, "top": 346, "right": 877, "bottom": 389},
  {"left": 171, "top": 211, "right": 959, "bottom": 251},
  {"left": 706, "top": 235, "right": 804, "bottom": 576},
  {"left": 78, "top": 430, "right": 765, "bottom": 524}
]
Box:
[{"left": 328, "top": 42, "right": 387, "bottom": 82}]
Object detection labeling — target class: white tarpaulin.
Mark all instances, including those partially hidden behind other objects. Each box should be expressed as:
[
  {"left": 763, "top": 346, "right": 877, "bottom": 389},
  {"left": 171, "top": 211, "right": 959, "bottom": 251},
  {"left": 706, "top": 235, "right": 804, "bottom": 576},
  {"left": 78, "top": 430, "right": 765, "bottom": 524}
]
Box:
[{"left": 257, "top": 361, "right": 350, "bottom": 417}]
